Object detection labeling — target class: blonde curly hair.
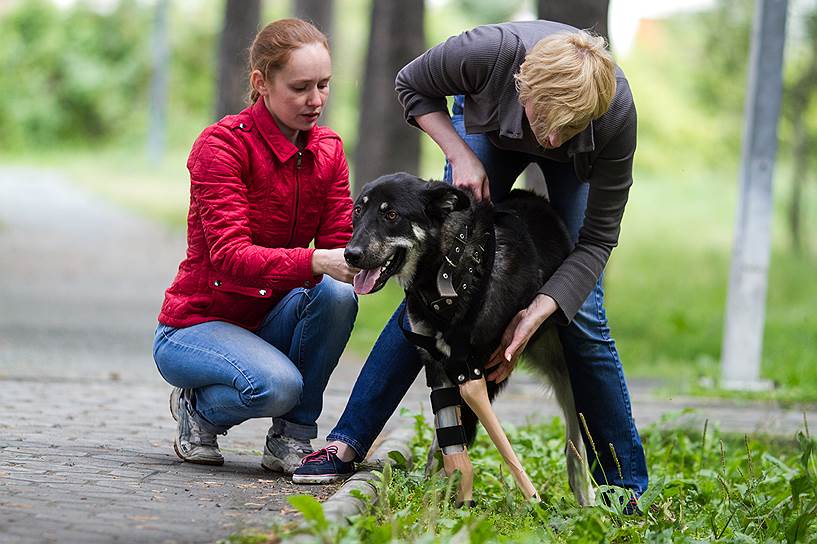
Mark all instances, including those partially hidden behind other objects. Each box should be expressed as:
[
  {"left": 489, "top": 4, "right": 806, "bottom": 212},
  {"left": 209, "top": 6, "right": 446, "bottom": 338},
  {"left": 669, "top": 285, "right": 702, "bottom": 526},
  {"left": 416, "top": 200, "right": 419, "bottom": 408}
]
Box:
[{"left": 515, "top": 30, "right": 616, "bottom": 146}]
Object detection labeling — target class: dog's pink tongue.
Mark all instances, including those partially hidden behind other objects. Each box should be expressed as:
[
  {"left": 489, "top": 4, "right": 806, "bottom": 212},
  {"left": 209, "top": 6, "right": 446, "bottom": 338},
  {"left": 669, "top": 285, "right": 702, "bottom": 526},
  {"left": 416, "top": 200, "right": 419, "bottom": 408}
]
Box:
[{"left": 353, "top": 268, "right": 382, "bottom": 295}]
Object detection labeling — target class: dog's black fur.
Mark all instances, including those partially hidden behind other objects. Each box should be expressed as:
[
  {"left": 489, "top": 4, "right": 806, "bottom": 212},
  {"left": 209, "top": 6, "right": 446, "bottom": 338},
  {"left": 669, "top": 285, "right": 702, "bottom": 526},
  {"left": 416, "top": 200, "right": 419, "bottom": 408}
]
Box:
[{"left": 345, "top": 172, "right": 572, "bottom": 444}]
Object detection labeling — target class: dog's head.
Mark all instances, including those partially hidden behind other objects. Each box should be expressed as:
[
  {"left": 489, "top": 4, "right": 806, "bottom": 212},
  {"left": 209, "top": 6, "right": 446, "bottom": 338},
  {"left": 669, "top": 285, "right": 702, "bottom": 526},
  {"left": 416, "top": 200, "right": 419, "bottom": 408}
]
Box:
[{"left": 345, "top": 172, "right": 470, "bottom": 294}]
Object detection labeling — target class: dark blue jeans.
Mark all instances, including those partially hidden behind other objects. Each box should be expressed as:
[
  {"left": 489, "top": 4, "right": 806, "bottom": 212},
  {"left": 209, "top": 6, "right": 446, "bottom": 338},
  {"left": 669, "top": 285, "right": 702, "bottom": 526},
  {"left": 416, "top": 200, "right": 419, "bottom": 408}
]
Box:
[{"left": 328, "top": 97, "right": 648, "bottom": 493}]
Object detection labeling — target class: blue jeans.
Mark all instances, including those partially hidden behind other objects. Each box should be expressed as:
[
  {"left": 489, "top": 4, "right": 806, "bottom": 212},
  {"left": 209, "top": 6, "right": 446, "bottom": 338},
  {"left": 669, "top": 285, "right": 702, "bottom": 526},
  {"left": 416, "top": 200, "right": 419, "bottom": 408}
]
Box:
[
  {"left": 328, "top": 97, "right": 648, "bottom": 493},
  {"left": 153, "top": 277, "right": 357, "bottom": 440}
]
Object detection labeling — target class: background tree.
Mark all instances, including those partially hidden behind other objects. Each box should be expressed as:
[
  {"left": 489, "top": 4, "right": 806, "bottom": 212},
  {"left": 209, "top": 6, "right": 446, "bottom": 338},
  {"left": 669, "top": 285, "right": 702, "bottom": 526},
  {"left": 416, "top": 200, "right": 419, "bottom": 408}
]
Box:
[
  {"left": 147, "top": 0, "right": 170, "bottom": 163},
  {"left": 784, "top": 8, "right": 817, "bottom": 254},
  {"left": 537, "top": 0, "right": 610, "bottom": 42},
  {"left": 694, "top": 0, "right": 817, "bottom": 252},
  {"left": 456, "top": 0, "right": 523, "bottom": 23},
  {"left": 293, "top": 0, "right": 334, "bottom": 36},
  {"left": 354, "top": 0, "right": 425, "bottom": 194},
  {"left": 214, "top": 0, "right": 261, "bottom": 120},
  {"left": 294, "top": 0, "right": 335, "bottom": 124}
]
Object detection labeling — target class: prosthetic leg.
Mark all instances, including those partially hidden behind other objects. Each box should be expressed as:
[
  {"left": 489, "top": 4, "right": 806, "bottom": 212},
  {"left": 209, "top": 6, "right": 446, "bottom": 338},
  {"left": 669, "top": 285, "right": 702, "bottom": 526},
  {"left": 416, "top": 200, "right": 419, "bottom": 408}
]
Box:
[
  {"left": 459, "top": 377, "right": 540, "bottom": 501},
  {"left": 429, "top": 385, "right": 474, "bottom": 506}
]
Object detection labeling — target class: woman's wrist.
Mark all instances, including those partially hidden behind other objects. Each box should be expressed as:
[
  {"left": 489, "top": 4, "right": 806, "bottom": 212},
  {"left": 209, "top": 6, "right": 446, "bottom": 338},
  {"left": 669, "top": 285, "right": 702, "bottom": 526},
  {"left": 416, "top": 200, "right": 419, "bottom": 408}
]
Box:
[
  {"left": 531, "top": 293, "right": 558, "bottom": 322},
  {"left": 447, "top": 141, "right": 478, "bottom": 166},
  {"left": 311, "top": 249, "right": 326, "bottom": 275}
]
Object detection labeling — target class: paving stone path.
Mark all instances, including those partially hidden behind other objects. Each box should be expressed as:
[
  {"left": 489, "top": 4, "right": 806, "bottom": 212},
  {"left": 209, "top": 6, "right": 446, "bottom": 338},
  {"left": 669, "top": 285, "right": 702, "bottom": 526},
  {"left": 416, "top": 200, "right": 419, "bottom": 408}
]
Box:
[{"left": 1, "top": 167, "right": 814, "bottom": 544}]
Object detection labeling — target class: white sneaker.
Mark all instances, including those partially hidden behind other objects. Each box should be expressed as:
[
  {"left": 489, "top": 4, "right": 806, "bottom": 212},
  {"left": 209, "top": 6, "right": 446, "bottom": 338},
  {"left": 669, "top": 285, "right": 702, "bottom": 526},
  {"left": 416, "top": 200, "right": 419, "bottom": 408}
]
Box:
[
  {"left": 261, "top": 432, "right": 313, "bottom": 474},
  {"left": 170, "top": 387, "right": 224, "bottom": 466}
]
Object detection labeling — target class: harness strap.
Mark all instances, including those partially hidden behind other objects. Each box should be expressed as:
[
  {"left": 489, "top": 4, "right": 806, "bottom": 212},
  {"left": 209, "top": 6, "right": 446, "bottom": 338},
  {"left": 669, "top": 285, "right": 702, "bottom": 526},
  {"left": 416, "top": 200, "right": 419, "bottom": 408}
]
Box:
[
  {"left": 430, "top": 387, "right": 461, "bottom": 414},
  {"left": 436, "top": 224, "right": 469, "bottom": 297},
  {"left": 436, "top": 425, "right": 468, "bottom": 448},
  {"left": 397, "top": 305, "right": 445, "bottom": 361},
  {"left": 441, "top": 224, "right": 498, "bottom": 385},
  {"left": 400, "top": 212, "right": 510, "bottom": 383}
]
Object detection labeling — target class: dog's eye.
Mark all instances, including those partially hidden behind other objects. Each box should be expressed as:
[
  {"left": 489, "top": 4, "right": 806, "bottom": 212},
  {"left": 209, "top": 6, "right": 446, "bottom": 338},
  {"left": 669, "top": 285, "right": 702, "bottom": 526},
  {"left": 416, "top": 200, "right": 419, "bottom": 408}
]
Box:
[
  {"left": 384, "top": 210, "right": 399, "bottom": 222},
  {"left": 353, "top": 205, "right": 362, "bottom": 218}
]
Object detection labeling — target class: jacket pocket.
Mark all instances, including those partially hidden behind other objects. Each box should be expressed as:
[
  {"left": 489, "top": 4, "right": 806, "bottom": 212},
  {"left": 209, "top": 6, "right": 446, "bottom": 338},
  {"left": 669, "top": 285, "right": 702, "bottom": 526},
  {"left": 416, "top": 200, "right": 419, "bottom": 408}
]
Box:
[{"left": 208, "top": 273, "right": 274, "bottom": 298}]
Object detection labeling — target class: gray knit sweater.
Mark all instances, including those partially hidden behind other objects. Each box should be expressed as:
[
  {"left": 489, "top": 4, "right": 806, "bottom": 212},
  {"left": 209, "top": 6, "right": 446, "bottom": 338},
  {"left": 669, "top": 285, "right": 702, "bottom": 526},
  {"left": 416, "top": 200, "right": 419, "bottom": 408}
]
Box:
[{"left": 395, "top": 20, "right": 636, "bottom": 324}]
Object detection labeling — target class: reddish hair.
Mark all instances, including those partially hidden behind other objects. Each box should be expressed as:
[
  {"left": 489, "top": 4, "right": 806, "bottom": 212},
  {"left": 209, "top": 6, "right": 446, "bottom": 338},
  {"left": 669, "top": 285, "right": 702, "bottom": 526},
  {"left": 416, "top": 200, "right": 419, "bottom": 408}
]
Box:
[{"left": 247, "top": 18, "right": 329, "bottom": 104}]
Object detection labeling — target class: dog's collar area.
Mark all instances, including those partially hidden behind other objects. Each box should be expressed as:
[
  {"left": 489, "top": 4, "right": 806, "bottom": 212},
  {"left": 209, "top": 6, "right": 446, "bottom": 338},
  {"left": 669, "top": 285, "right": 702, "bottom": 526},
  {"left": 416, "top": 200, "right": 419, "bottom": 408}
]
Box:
[
  {"left": 399, "top": 215, "right": 500, "bottom": 386},
  {"left": 435, "top": 224, "right": 469, "bottom": 298},
  {"left": 432, "top": 223, "right": 491, "bottom": 322}
]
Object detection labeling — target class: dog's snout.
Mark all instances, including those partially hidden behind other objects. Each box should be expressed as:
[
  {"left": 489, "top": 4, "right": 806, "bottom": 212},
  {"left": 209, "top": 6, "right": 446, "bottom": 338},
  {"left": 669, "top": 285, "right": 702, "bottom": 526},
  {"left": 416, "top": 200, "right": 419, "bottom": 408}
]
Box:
[{"left": 344, "top": 246, "right": 363, "bottom": 267}]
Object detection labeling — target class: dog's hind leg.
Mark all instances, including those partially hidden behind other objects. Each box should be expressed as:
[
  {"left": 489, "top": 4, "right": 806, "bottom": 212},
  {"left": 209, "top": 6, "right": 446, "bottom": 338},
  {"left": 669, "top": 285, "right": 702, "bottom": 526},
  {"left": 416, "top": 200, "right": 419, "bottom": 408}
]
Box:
[
  {"left": 425, "top": 364, "right": 474, "bottom": 506},
  {"left": 526, "top": 329, "right": 596, "bottom": 506}
]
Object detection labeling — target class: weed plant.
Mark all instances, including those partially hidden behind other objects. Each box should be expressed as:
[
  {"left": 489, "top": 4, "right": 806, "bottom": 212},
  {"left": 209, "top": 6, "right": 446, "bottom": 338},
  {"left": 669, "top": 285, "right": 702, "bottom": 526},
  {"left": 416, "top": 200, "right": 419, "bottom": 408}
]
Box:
[{"left": 266, "top": 412, "right": 816, "bottom": 543}]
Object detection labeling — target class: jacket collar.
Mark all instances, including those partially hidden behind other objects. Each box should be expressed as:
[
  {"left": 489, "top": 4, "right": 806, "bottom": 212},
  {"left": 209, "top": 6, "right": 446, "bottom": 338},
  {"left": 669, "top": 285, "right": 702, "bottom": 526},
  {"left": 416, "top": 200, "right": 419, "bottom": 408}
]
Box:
[
  {"left": 251, "top": 98, "right": 321, "bottom": 162},
  {"left": 502, "top": 98, "right": 595, "bottom": 157},
  {"left": 566, "top": 121, "right": 595, "bottom": 156}
]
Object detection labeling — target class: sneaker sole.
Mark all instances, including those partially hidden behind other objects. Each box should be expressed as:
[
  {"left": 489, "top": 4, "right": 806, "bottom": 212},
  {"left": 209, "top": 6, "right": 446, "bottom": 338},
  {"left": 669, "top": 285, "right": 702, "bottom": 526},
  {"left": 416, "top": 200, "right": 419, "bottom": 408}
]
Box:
[
  {"left": 173, "top": 440, "right": 224, "bottom": 466},
  {"left": 169, "top": 389, "right": 180, "bottom": 422},
  {"left": 292, "top": 472, "right": 353, "bottom": 484},
  {"left": 260, "top": 459, "right": 290, "bottom": 474}
]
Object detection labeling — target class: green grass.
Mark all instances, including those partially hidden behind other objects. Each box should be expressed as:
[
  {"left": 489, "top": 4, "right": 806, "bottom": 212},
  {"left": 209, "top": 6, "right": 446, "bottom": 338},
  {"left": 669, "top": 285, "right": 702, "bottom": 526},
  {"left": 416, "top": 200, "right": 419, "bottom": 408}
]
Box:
[
  {"left": 235, "top": 413, "right": 817, "bottom": 543},
  {"left": 604, "top": 168, "right": 817, "bottom": 402}
]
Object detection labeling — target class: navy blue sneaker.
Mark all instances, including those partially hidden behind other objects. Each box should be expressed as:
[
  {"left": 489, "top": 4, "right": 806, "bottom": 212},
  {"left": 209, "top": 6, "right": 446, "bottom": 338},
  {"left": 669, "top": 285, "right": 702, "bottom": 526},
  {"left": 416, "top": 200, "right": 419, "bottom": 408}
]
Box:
[{"left": 292, "top": 445, "right": 355, "bottom": 484}]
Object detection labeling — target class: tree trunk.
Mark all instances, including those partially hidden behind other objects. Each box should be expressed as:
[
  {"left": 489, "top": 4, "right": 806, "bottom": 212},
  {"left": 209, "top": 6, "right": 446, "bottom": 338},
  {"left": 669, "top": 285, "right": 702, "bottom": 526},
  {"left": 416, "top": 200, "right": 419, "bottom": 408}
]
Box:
[
  {"left": 294, "top": 0, "right": 335, "bottom": 124},
  {"left": 354, "top": 0, "right": 425, "bottom": 194},
  {"left": 294, "top": 0, "right": 334, "bottom": 35},
  {"left": 146, "top": 0, "right": 169, "bottom": 164},
  {"left": 536, "top": 0, "right": 610, "bottom": 43},
  {"left": 215, "top": 0, "right": 261, "bottom": 120},
  {"left": 789, "top": 116, "right": 806, "bottom": 255},
  {"left": 787, "top": 64, "right": 817, "bottom": 255}
]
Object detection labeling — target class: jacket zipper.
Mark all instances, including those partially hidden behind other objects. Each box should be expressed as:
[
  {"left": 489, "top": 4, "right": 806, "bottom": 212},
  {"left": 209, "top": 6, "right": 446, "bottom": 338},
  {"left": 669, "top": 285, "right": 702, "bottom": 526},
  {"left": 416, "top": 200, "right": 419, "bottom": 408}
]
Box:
[{"left": 287, "top": 151, "right": 303, "bottom": 246}]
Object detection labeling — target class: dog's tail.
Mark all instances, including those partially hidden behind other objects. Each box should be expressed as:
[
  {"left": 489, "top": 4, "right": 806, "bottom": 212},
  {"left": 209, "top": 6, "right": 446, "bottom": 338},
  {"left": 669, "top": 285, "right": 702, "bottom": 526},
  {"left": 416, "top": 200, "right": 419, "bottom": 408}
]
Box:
[{"left": 523, "top": 327, "right": 596, "bottom": 506}]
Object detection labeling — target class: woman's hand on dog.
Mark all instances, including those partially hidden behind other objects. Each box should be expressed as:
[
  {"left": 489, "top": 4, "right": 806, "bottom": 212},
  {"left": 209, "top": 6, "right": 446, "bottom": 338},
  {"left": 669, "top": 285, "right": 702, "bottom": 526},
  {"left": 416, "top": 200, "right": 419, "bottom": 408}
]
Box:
[
  {"left": 312, "top": 248, "right": 360, "bottom": 284},
  {"left": 450, "top": 148, "right": 491, "bottom": 202},
  {"left": 414, "top": 111, "right": 492, "bottom": 202},
  {"left": 486, "top": 294, "right": 559, "bottom": 383}
]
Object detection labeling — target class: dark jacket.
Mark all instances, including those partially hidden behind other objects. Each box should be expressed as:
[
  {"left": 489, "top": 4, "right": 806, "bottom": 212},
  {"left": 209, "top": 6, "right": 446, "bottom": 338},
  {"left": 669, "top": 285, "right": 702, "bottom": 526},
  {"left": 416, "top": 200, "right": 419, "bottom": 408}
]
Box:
[
  {"left": 395, "top": 20, "right": 636, "bottom": 323},
  {"left": 158, "top": 98, "right": 353, "bottom": 330}
]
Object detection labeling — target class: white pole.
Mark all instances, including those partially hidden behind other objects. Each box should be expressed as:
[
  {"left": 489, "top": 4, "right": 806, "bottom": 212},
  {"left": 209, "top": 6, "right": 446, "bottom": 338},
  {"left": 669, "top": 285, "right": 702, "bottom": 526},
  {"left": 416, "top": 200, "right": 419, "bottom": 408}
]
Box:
[{"left": 721, "top": 0, "right": 788, "bottom": 390}]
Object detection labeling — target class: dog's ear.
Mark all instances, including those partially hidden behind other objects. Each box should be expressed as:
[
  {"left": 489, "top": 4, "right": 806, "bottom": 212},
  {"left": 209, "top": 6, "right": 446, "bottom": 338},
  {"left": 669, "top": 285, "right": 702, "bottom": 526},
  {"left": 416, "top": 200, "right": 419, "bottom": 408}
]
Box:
[{"left": 424, "top": 183, "right": 470, "bottom": 218}]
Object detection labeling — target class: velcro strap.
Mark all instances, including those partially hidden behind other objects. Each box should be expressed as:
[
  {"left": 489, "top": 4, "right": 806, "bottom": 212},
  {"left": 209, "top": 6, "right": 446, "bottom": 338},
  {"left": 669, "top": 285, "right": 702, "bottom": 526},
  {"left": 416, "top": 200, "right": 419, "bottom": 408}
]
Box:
[
  {"left": 436, "top": 425, "right": 467, "bottom": 448},
  {"left": 430, "top": 387, "right": 461, "bottom": 414}
]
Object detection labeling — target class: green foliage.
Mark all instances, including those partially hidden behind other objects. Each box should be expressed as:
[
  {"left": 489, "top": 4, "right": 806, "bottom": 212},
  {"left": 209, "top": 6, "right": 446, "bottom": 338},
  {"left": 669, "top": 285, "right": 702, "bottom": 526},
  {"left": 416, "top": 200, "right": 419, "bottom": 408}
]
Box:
[
  {"left": 453, "top": 0, "right": 525, "bottom": 25},
  {"left": 604, "top": 169, "right": 817, "bottom": 401},
  {"left": 288, "top": 494, "right": 329, "bottom": 533},
  {"left": 0, "top": 0, "right": 150, "bottom": 148},
  {"left": 0, "top": 0, "right": 218, "bottom": 151},
  {"left": 264, "top": 416, "right": 817, "bottom": 543}
]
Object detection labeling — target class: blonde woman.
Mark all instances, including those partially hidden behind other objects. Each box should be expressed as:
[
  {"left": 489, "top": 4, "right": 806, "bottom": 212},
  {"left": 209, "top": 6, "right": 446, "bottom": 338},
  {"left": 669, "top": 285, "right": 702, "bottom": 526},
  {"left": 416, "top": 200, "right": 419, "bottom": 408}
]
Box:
[{"left": 295, "top": 21, "right": 648, "bottom": 500}]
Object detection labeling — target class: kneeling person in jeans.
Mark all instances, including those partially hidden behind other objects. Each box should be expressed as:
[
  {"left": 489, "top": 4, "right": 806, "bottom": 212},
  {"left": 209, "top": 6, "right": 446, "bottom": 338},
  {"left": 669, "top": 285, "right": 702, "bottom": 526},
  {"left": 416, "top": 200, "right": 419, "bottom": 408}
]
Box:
[{"left": 152, "top": 18, "right": 358, "bottom": 472}]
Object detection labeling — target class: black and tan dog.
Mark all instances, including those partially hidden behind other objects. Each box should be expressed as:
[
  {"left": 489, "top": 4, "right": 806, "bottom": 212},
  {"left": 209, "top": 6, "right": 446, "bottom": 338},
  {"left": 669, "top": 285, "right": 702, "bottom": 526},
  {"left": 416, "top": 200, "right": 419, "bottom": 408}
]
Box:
[{"left": 345, "top": 172, "right": 595, "bottom": 506}]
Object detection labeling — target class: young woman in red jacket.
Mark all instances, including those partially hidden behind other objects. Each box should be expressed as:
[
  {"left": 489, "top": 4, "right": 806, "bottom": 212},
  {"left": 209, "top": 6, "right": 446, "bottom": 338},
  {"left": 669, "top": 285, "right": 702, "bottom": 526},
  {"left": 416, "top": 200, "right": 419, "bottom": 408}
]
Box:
[{"left": 152, "top": 19, "right": 359, "bottom": 473}]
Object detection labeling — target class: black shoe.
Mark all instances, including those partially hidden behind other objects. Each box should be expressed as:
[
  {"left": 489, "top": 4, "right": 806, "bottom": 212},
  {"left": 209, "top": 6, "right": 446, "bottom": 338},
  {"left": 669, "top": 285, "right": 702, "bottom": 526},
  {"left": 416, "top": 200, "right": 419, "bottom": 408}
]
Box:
[{"left": 292, "top": 445, "right": 355, "bottom": 484}]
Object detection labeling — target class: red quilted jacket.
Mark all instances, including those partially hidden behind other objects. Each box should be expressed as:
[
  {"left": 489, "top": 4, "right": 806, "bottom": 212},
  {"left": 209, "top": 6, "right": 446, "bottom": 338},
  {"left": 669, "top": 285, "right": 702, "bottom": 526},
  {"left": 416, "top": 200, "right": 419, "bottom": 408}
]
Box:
[{"left": 158, "top": 99, "right": 353, "bottom": 330}]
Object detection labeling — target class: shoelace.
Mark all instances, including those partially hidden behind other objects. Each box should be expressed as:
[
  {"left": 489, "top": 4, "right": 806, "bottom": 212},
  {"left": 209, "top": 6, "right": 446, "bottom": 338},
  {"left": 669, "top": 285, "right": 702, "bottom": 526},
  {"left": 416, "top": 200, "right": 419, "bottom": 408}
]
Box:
[
  {"left": 279, "top": 435, "right": 312, "bottom": 455},
  {"left": 300, "top": 444, "right": 339, "bottom": 465},
  {"left": 189, "top": 415, "right": 218, "bottom": 447}
]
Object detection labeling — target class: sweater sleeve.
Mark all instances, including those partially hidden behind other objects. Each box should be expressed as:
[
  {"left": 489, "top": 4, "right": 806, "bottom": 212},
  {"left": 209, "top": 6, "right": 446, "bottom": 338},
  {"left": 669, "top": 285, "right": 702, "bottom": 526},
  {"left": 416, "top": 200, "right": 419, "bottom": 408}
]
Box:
[
  {"left": 395, "top": 24, "right": 507, "bottom": 126},
  {"left": 538, "top": 102, "right": 637, "bottom": 324},
  {"left": 188, "top": 125, "right": 317, "bottom": 288}
]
